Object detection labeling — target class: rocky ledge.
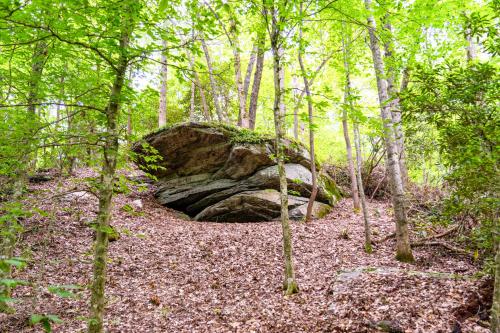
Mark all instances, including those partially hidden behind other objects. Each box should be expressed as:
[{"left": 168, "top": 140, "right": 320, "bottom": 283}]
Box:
[{"left": 132, "top": 123, "right": 341, "bottom": 222}]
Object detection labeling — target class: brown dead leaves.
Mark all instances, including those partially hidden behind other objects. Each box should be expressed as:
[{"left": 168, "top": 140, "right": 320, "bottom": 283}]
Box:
[{"left": 0, "top": 168, "right": 484, "bottom": 332}]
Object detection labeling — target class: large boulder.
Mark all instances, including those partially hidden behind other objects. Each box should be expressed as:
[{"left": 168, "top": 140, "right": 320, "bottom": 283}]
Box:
[{"left": 132, "top": 123, "right": 341, "bottom": 222}]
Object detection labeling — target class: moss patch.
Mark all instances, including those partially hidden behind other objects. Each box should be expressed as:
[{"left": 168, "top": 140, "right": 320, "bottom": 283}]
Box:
[{"left": 318, "top": 173, "right": 342, "bottom": 205}]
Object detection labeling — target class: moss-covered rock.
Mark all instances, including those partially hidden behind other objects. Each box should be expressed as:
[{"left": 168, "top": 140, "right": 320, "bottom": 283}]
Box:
[{"left": 132, "top": 122, "right": 342, "bottom": 222}]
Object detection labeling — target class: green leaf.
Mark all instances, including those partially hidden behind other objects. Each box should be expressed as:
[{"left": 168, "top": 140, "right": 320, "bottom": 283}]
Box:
[
  {"left": 3, "top": 258, "right": 28, "bottom": 268},
  {"left": 47, "top": 285, "right": 80, "bottom": 298},
  {"left": 159, "top": 0, "right": 169, "bottom": 12},
  {"left": 0, "top": 296, "right": 17, "bottom": 303},
  {"left": 45, "top": 314, "right": 63, "bottom": 324},
  {"left": 30, "top": 314, "right": 63, "bottom": 333},
  {"left": 0, "top": 279, "right": 28, "bottom": 288},
  {"left": 30, "top": 314, "right": 45, "bottom": 324}
]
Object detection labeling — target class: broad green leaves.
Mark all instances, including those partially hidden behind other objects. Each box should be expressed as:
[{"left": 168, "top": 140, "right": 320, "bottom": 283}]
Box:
[{"left": 30, "top": 314, "right": 63, "bottom": 333}]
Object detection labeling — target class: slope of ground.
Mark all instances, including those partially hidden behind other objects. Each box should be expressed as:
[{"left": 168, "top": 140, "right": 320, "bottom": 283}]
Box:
[{"left": 0, "top": 169, "right": 488, "bottom": 332}]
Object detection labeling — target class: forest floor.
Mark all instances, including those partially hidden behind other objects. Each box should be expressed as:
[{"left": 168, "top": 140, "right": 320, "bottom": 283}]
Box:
[{"left": 0, "top": 168, "right": 491, "bottom": 332}]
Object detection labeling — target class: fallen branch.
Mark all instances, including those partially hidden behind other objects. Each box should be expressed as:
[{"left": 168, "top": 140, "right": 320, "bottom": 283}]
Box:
[
  {"left": 411, "top": 241, "right": 469, "bottom": 255},
  {"left": 375, "top": 225, "right": 460, "bottom": 246},
  {"left": 416, "top": 225, "right": 459, "bottom": 243},
  {"left": 369, "top": 172, "right": 386, "bottom": 201},
  {"left": 374, "top": 232, "right": 395, "bottom": 244}
]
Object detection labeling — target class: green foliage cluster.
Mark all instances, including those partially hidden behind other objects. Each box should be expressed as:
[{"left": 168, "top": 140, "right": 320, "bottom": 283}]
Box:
[{"left": 403, "top": 61, "right": 499, "bottom": 258}]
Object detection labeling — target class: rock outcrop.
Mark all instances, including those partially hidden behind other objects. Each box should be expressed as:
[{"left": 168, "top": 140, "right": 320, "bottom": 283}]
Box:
[{"left": 132, "top": 123, "right": 341, "bottom": 222}]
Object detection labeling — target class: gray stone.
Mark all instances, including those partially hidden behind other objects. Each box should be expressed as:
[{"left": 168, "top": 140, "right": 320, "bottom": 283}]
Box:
[
  {"left": 194, "top": 190, "right": 309, "bottom": 222},
  {"left": 289, "top": 201, "right": 332, "bottom": 220},
  {"left": 132, "top": 123, "right": 342, "bottom": 222}
]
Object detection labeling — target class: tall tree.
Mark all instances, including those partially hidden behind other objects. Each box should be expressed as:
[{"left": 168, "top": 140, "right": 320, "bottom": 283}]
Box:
[
  {"left": 341, "top": 32, "right": 360, "bottom": 211},
  {"left": 204, "top": 2, "right": 247, "bottom": 126},
  {"left": 200, "top": 36, "right": 226, "bottom": 122},
  {"left": 88, "top": 3, "right": 136, "bottom": 331},
  {"left": 265, "top": 0, "right": 299, "bottom": 295},
  {"left": 189, "top": 80, "right": 196, "bottom": 121},
  {"left": 229, "top": 18, "right": 248, "bottom": 127},
  {"left": 248, "top": 24, "right": 266, "bottom": 130},
  {"left": 493, "top": 242, "right": 500, "bottom": 332},
  {"left": 291, "top": 73, "right": 300, "bottom": 139},
  {"left": 364, "top": 0, "right": 414, "bottom": 262},
  {"left": 188, "top": 49, "right": 211, "bottom": 122},
  {"left": 158, "top": 39, "right": 168, "bottom": 128},
  {"left": 243, "top": 43, "right": 258, "bottom": 109},
  {"left": 382, "top": 17, "right": 408, "bottom": 186},
  {"left": 353, "top": 121, "right": 372, "bottom": 253},
  {"left": 187, "top": 28, "right": 211, "bottom": 122},
  {"left": 291, "top": 53, "right": 332, "bottom": 141},
  {"left": 297, "top": 2, "right": 318, "bottom": 222}
]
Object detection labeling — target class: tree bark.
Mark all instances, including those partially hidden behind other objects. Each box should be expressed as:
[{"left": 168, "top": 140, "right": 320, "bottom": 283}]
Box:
[
  {"left": 87, "top": 9, "right": 133, "bottom": 333},
  {"left": 383, "top": 19, "right": 408, "bottom": 187},
  {"left": 189, "top": 79, "right": 196, "bottom": 121},
  {"left": 465, "top": 26, "right": 476, "bottom": 62},
  {"left": 353, "top": 122, "right": 373, "bottom": 253},
  {"left": 230, "top": 19, "right": 248, "bottom": 128},
  {"left": 12, "top": 40, "right": 49, "bottom": 197},
  {"left": 27, "top": 41, "right": 48, "bottom": 115},
  {"left": 341, "top": 33, "right": 360, "bottom": 211},
  {"left": 158, "top": 39, "right": 168, "bottom": 128},
  {"left": 188, "top": 50, "right": 211, "bottom": 122},
  {"left": 492, "top": 242, "right": 500, "bottom": 332},
  {"left": 269, "top": 3, "right": 299, "bottom": 295},
  {"left": 248, "top": 28, "right": 266, "bottom": 130},
  {"left": 364, "top": 0, "right": 414, "bottom": 263},
  {"left": 342, "top": 107, "right": 360, "bottom": 209},
  {"left": 200, "top": 36, "right": 226, "bottom": 122},
  {"left": 297, "top": 6, "right": 317, "bottom": 222},
  {"left": 243, "top": 43, "right": 258, "bottom": 107},
  {"left": 292, "top": 74, "right": 299, "bottom": 140},
  {"left": 291, "top": 54, "right": 333, "bottom": 141}
]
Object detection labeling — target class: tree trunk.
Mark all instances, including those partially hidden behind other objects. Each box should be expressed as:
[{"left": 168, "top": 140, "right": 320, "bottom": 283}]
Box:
[
  {"left": 230, "top": 19, "right": 248, "bottom": 128},
  {"left": 383, "top": 19, "right": 408, "bottom": 187},
  {"left": 342, "top": 107, "right": 360, "bottom": 210},
  {"left": 200, "top": 36, "right": 226, "bottom": 122},
  {"left": 364, "top": 0, "right": 414, "bottom": 263},
  {"left": 189, "top": 80, "right": 196, "bottom": 121},
  {"left": 341, "top": 33, "right": 360, "bottom": 211},
  {"left": 248, "top": 28, "right": 266, "bottom": 130},
  {"left": 243, "top": 43, "right": 258, "bottom": 107},
  {"left": 492, "top": 242, "right": 500, "bottom": 332},
  {"left": 14, "top": 40, "right": 49, "bottom": 196},
  {"left": 66, "top": 106, "right": 76, "bottom": 175},
  {"left": 291, "top": 54, "right": 332, "bottom": 141},
  {"left": 341, "top": 28, "right": 360, "bottom": 210},
  {"left": 87, "top": 12, "right": 133, "bottom": 333},
  {"left": 158, "top": 39, "right": 168, "bottom": 128},
  {"left": 269, "top": 6, "right": 299, "bottom": 295},
  {"left": 353, "top": 122, "right": 373, "bottom": 253},
  {"left": 188, "top": 50, "right": 211, "bottom": 122},
  {"left": 292, "top": 75, "right": 299, "bottom": 140},
  {"left": 27, "top": 41, "right": 48, "bottom": 115},
  {"left": 465, "top": 26, "right": 476, "bottom": 62},
  {"left": 127, "top": 113, "right": 132, "bottom": 144},
  {"left": 297, "top": 9, "right": 317, "bottom": 222}
]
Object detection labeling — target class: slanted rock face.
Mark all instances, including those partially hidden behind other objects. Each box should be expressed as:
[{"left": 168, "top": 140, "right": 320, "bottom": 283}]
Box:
[{"left": 132, "top": 122, "right": 341, "bottom": 222}]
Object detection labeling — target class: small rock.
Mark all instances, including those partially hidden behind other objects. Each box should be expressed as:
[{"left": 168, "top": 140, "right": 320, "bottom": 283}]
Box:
[
  {"left": 29, "top": 174, "right": 53, "bottom": 183},
  {"left": 369, "top": 320, "right": 404, "bottom": 333},
  {"left": 61, "top": 191, "right": 93, "bottom": 202},
  {"left": 131, "top": 199, "right": 143, "bottom": 210}
]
